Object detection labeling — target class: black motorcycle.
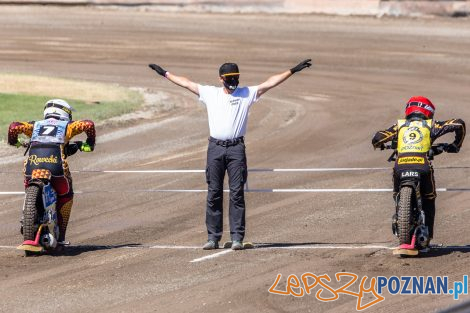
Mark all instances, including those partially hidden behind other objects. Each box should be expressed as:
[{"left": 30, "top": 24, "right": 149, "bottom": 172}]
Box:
[{"left": 381, "top": 143, "right": 448, "bottom": 256}]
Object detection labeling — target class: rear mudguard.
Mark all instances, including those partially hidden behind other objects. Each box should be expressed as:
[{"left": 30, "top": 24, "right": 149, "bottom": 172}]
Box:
[{"left": 27, "top": 178, "right": 46, "bottom": 189}]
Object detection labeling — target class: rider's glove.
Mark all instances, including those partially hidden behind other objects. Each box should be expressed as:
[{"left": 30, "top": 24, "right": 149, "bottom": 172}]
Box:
[
  {"left": 14, "top": 140, "right": 22, "bottom": 148},
  {"left": 65, "top": 142, "right": 80, "bottom": 156},
  {"left": 290, "top": 59, "right": 312, "bottom": 74},
  {"left": 445, "top": 143, "right": 460, "bottom": 153},
  {"left": 148, "top": 64, "right": 167, "bottom": 77},
  {"left": 80, "top": 142, "right": 93, "bottom": 152}
]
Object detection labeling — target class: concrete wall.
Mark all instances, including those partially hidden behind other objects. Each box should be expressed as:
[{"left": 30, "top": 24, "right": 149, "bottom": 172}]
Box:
[{"left": 1, "top": 0, "right": 470, "bottom": 17}]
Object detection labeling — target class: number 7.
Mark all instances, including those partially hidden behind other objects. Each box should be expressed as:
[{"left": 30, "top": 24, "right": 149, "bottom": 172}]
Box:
[{"left": 42, "top": 126, "right": 56, "bottom": 135}]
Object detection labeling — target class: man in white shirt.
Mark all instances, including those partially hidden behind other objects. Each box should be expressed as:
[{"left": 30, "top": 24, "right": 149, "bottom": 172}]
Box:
[{"left": 149, "top": 59, "right": 311, "bottom": 250}]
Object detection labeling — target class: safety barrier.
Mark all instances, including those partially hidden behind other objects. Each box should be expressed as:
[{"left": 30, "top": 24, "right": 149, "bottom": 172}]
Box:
[{"left": 0, "top": 0, "right": 468, "bottom": 17}]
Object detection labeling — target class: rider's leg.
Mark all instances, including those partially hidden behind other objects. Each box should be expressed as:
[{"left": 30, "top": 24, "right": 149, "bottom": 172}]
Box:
[
  {"left": 423, "top": 198, "right": 436, "bottom": 239},
  {"left": 422, "top": 167, "right": 437, "bottom": 240},
  {"left": 51, "top": 176, "right": 74, "bottom": 242},
  {"left": 391, "top": 170, "right": 399, "bottom": 235}
]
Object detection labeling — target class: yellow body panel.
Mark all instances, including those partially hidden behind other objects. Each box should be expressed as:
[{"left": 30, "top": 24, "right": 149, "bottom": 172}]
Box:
[{"left": 397, "top": 119, "right": 432, "bottom": 154}]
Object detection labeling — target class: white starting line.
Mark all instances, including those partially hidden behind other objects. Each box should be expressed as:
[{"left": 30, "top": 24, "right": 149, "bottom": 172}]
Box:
[
  {"left": 190, "top": 249, "right": 233, "bottom": 263},
  {"left": 0, "top": 166, "right": 468, "bottom": 175},
  {"left": 0, "top": 192, "right": 25, "bottom": 195},
  {"left": 0, "top": 243, "right": 396, "bottom": 263},
  {"left": 0, "top": 245, "right": 17, "bottom": 249},
  {"left": 72, "top": 168, "right": 391, "bottom": 173},
  {"left": 2, "top": 188, "right": 470, "bottom": 196},
  {"left": 3, "top": 243, "right": 470, "bottom": 263}
]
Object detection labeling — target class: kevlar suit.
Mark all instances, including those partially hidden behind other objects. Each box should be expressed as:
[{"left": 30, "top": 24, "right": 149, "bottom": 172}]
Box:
[
  {"left": 372, "top": 117, "right": 465, "bottom": 239},
  {"left": 8, "top": 119, "right": 96, "bottom": 241}
]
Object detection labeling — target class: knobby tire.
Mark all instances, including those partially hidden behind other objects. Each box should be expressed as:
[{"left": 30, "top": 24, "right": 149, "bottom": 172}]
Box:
[
  {"left": 23, "top": 185, "right": 41, "bottom": 256},
  {"left": 397, "top": 186, "right": 414, "bottom": 245}
]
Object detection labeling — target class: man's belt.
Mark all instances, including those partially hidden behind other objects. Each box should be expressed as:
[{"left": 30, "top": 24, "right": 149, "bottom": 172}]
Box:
[{"left": 209, "top": 136, "right": 244, "bottom": 147}]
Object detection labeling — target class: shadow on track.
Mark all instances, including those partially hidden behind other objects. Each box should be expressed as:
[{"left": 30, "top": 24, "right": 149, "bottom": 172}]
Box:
[
  {"left": 50, "top": 243, "right": 143, "bottom": 257},
  {"left": 419, "top": 245, "right": 470, "bottom": 258}
]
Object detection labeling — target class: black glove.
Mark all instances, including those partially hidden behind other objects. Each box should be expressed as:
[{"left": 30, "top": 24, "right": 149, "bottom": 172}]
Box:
[
  {"left": 445, "top": 143, "right": 460, "bottom": 153},
  {"left": 148, "top": 64, "right": 167, "bottom": 77},
  {"left": 65, "top": 141, "right": 81, "bottom": 157},
  {"left": 290, "top": 59, "right": 312, "bottom": 74},
  {"left": 430, "top": 145, "right": 445, "bottom": 157}
]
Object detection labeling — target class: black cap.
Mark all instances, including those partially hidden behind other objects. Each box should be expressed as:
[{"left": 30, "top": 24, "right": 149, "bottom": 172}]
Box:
[{"left": 219, "top": 63, "right": 240, "bottom": 76}]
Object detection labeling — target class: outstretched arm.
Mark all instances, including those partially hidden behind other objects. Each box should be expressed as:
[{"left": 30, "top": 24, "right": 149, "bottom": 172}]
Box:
[
  {"left": 148, "top": 64, "right": 199, "bottom": 96},
  {"left": 257, "top": 59, "right": 312, "bottom": 99}
]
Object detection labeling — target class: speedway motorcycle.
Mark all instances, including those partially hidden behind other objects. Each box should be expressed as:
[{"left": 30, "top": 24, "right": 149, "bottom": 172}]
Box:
[
  {"left": 381, "top": 142, "right": 448, "bottom": 256},
  {"left": 17, "top": 141, "right": 83, "bottom": 256}
]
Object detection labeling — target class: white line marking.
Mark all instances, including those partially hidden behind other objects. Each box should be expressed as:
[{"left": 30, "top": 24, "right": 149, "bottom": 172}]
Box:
[
  {"left": 0, "top": 191, "right": 84, "bottom": 195},
  {"left": 258, "top": 245, "right": 394, "bottom": 250},
  {"left": 271, "top": 168, "right": 388, "bottom": 172},
  {"left": 0, "top": 188, "right": 467, "bottom": 195},
  {"left": 101, "top": 170, "right": 204, "bottom": 173},
  {"left": 70, "top": 167, "right": 470, "bottom": 173},
  {"left": 150, "top": 245, "right": 200, "bottom": 249},
  {"left": 190, "top": 249, "right": 233, "bottom": 263},
  {"left": 89, "top": 168, "right": 390, "bottom": 173},
  {"left": 269, "top": 189, "right": 393, "bottom": 192},
  {"left": 1, "top": 166, "right": 468, "bottom": 175},
  {"left": 0, "top": 244, "right": 393, "bottom": 250}
]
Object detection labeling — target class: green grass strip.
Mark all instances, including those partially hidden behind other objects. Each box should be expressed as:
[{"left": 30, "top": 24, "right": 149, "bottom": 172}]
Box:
[{"left": 1, "top": 92, "right": 142, "bottom": 140}]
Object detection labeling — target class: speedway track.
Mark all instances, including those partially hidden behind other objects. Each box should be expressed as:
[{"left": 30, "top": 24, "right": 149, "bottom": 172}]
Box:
[{"left": 0, "top": 6, "right": 470, "bottom": 313}]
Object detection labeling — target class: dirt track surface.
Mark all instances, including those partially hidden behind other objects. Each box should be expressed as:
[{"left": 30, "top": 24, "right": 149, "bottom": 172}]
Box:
[{"left": 1, "top": 6, "right": 470, "bottom": 313}]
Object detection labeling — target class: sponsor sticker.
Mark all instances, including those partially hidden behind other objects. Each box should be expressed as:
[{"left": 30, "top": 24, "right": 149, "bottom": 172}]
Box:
[
  {"left": 28, "top": 154, "right": 59, "bottom": 166},
  {"left": 398, "top": 157, "right": 425, "bottom": 165},
  {"left": 401, "top": 171, "right": 420, "bottom": 178}
]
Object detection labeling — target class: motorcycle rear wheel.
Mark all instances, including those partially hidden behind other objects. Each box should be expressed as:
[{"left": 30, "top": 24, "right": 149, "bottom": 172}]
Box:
[
  {"left": 397, "top": 186, "right": 414, "bottom": 245},
  {"left": 23, "top": 185, "right": 41, "bottom": 256}
]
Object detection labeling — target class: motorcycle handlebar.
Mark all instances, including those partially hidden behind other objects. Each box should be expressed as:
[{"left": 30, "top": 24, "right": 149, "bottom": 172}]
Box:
[
  {"left": 380, "top": 144, "right": 394, "bottom": 150},
  {"left": 20, "top": 140, "right": 83, "bottom": 148},
  {"left": 19, "top": 140, "right": 91, "bottom": 157},
  {"left": 428, "top": 143, "right": 449, "bottom": 159},
  {"left": 378, "top": 143, "right": 450, "bottom": 161},
  {"left": 379, "top": 143, "right": 449, "bottom": 152}
]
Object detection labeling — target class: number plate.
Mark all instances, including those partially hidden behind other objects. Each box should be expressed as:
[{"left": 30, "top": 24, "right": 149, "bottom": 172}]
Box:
[{"left": 43, "top": 184, "right": 57, "bottom": 208}]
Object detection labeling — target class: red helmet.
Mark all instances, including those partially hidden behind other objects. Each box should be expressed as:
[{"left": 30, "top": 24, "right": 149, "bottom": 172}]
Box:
[{"left": 405, "top": 96, "right": 435, "bottom": 119}]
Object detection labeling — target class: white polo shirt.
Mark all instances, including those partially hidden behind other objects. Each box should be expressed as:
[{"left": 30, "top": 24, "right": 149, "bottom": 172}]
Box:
[{"left": 198, "top": 85, "right": 258, "bottom": 140}]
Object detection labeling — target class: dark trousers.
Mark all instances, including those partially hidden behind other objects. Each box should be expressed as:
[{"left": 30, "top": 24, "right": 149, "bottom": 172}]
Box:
[{"left": 205, "top": 140, "right": 247, "bottom": 242}]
